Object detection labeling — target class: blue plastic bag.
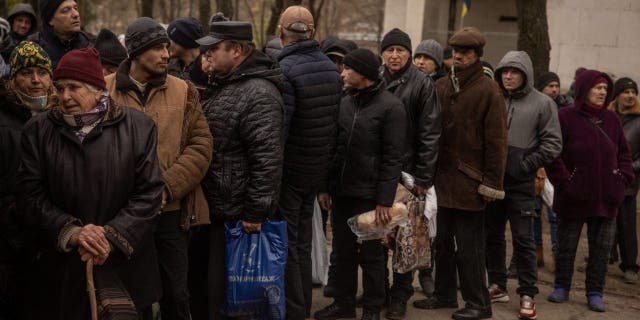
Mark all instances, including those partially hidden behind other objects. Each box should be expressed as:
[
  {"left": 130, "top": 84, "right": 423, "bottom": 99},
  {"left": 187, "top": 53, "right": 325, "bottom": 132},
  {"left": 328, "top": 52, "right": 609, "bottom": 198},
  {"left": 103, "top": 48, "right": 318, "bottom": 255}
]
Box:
[{"left": 224, "top": 220, "right": 288, "bottom": 319}]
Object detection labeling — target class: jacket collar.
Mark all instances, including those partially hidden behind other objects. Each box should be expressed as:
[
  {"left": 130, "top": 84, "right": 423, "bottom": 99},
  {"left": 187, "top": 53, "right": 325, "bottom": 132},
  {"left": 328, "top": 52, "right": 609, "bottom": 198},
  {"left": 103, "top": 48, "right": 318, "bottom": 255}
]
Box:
[
  {"left": 449, "top": 60, "right": 484, "bottom": 92},
  {"left": 383, "top": 60, "right": 412, "bottom": 84},
  {"left": 608, "top": 98, "right": 640, "bottom": 115},
  {"left": 114, "top": 59, "right": 167, "bottom": 104},
  {"left": 348, "top": 80, "right": 384, "bottom": 106},
  {"left": 278, "top": 40, "right": 320, "bottom": 61}
]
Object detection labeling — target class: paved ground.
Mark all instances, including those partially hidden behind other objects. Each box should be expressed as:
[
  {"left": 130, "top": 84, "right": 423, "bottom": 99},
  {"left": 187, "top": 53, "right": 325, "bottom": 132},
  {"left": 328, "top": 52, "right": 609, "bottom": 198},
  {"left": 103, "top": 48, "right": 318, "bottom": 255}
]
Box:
[{"left": 310, "top": 211, "right": 640, "bottom": 320}]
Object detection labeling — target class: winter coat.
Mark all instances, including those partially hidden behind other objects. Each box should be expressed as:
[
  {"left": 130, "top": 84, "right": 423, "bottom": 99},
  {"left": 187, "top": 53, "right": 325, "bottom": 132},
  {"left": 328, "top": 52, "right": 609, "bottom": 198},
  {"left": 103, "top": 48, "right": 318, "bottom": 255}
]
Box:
[
  {"left": 105, "top": 61, "right": 213, "bottom": 230},
  {"left": 434, "top": 60, "right": 508, "bottom": 211},
  {"left": 15, "top": 101, "right": 164, "bottom": 318},
  {"left": 555, "top": 94, "right": 573, "bottom": 108},
  {"left": 0, "top": 89, "right": 36, "bottom": 264},
  {"left": 27, "top": 25, "right": 95, "bottom": 68},
  {"left": 609, "top": 98, "right": 640, "bottom": 195},
  {"left": 200, "top": 50, "right": 284, "bottom": 223},
  {"left": 277, "top": 40, "right": 342, "bottom": 189},
  {"left": 546, "top": 70, "right": 634, "bottom": 219},
  {"left": 384, "top": 63, "right": 441, "bottom": 188},
  {"left": 330, "top": 81, "right": 406, "bottom": 206},
  {"left": 0, "top": 3, "right": 37, "bottom": 61},
  {"left": 494, "top": 51, "right": 562, "bottom": 207}
]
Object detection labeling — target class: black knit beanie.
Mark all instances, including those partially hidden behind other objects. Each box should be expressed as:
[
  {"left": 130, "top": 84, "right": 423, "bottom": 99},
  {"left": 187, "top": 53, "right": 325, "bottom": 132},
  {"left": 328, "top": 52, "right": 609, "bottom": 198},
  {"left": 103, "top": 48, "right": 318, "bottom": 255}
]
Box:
[
  {"left": 381, "top": 28, "right": 412, "bottom": 53},
  {"left": 125, "top": 17, "right": 170, "bottom": 59},
  {"left": 614, "top": 77, "right": 638, "bottom": 97},
  {"left": 535, "top": 71, "right": 560, "bottom": 91},
  {"left": 168, "top": 17, "right": 203, "bottom": 49},
  {"left": 39, "top": 0, "right": 65, "bottom": 25},
  {"left": 344, "top": 48, "right": 381, "bottom": 81},
  {"left": 95, "top": 28, "right": 128, "bottom": 67}
]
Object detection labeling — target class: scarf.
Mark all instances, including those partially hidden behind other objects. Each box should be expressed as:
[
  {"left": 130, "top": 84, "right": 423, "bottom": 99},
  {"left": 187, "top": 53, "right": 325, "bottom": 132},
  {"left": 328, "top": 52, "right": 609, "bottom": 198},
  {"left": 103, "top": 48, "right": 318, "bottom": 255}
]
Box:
[
  {"left": 582, "top": 102, "right": 604, "bottom": 121},
  {"left": 16, "top": 90, "right": 48, "bottom": 114},
  {"left": 62, "top": 92, "right": 109, "bottom": 142}
]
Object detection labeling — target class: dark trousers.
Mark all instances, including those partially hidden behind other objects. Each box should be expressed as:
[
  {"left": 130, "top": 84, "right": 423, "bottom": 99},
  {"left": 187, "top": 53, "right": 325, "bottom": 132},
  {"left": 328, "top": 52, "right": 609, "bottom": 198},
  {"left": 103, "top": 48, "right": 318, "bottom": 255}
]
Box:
[
  {"left": 279, "top": 181, "right": 315, "bottom": 320},
  {"left": 613, "top": 195, "right": 639, "bottom": 272},
  {"left": 333, "top": 196, "right": 386, "bottom": 313},
  {"left": 155, "top": 211, "right": 191, "bottom": 320},
  {"left": 434, "top": 207, "right": 490, "bottom": 309},
  {"left": 555, "top": 216, "right": 616, "bottom": 294},
  {"left": 485, "top": 200, "right": 539, "bottom": 297},
  {"left": 389, "top": 270, "right": 414, "bottom": 304},
  {"left": 188, "top": 221, "right": 227, "bottom": 320}
]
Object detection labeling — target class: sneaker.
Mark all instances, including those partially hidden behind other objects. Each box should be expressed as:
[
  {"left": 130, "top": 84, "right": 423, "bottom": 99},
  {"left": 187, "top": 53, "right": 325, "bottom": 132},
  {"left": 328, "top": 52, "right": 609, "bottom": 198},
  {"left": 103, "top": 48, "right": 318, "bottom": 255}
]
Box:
[
  {"left": 489, "top": 284, "right": 509, "bottom": 303},
  {"left": 519, "top": 295, "right": 537, "bottom": 320},
  {"left": 547, "top": 287, "right": 569, "bottom": 303},
  {"left": 624, "top": 270, "right": 638, "bottom": 284},
  {"left": 587, "top": 294, "right": 605, "bottom": 312},
  {"left": 313, "top": 303, "right": 356, "bottom": 320}
]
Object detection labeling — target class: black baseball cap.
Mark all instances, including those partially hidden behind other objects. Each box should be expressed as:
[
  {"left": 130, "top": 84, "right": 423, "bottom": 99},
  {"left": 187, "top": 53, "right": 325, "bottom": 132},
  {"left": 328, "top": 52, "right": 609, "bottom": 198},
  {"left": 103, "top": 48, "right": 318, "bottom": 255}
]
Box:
[{"left": 196, "top": 21, "right": 253, "bottom": 46}]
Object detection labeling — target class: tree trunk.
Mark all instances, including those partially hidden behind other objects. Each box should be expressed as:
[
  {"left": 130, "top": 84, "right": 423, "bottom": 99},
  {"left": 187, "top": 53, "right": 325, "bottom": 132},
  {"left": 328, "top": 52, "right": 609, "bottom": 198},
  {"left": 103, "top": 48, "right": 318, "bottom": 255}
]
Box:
[
  {"left": 141, "top": 0, "right": 154, "bottom": 18},
  {"left": 515, "top": 0, "right": 550, "bottom": 80},
  {"left": 199, "top": 0, "right": 211, "bottom": 27},
  {"left": 216, "top": 0, "right": 233, "bottom": 18}
]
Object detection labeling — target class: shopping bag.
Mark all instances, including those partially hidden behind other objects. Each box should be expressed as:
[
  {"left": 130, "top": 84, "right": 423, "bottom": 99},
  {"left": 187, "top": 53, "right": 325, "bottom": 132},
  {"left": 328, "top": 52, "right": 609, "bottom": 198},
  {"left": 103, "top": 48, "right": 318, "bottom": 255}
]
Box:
[
  {"left": 224, "top": 220, "right": 287, "bottom": 320},
  {"left": 542, "top": 178, "right": 555, "bottom": 207},
  {"left": 392, "top": 196, "right": 430, "bottom": 273},
  {"left": 311, "top": 199, "right": 329, "bottom": 285}
]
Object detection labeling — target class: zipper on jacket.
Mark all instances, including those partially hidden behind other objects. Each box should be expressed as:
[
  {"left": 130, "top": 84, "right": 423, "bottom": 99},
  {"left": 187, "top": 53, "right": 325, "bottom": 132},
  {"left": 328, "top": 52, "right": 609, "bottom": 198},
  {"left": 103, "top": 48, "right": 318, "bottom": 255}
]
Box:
[
  {"left": 506, "top": 97, "right": 514, "bottom": 129},
  {"left": 340, "top": 102, "right": 360, "bottom": 183}
]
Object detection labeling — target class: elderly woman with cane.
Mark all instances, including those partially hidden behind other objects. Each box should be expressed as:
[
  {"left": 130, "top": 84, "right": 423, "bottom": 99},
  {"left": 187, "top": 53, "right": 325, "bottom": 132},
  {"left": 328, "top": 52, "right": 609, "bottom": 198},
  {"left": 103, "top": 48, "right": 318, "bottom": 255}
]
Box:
[{"left": 16, "top": 48, "right": 164, "bottom": 320}]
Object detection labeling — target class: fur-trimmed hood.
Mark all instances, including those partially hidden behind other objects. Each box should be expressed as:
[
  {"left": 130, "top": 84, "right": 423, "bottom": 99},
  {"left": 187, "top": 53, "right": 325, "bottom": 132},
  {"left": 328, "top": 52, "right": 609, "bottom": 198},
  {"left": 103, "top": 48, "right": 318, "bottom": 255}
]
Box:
[{"left": 608, "top": 98, "right": 640, "bottom": 115}]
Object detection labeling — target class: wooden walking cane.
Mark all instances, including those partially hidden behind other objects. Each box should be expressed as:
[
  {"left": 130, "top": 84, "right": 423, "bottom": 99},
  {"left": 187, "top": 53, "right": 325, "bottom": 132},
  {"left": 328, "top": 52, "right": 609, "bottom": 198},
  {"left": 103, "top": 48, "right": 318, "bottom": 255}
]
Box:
[{"left": 86, "top": 258, "right": 98, "bottom": 320}]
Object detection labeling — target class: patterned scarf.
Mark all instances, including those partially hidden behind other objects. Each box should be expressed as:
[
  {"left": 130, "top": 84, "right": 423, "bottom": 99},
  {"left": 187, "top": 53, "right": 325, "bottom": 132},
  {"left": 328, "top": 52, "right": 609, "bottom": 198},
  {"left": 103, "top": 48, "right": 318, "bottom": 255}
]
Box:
[{"left": 62, "top": 92, "right": 109, "bottom": 142}]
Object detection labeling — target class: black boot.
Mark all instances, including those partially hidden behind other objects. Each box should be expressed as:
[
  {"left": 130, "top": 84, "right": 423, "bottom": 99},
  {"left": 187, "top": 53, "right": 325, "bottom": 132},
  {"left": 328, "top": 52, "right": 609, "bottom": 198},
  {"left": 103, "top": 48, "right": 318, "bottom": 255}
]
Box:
[
  {"left": 314, "top": 303, "right": 356, "bottom": 320},
  {"left": 384, "top": 300, "right": 406, "bottom": 320},
  {"left": 412, "top": 296, "right": 458, "bottom": 309},
  {"left": 451, "top": 307, "right": 492, "bottom": 320},
  {"left": 361, "top": 310, "right": 380, "bottom": 320}
]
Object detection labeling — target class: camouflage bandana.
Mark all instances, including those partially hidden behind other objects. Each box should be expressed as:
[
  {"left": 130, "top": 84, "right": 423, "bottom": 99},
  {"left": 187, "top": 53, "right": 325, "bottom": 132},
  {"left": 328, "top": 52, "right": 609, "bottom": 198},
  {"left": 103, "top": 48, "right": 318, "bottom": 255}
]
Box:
[{"left": 10, "top": 41, "right": 52, "bottom": 79}]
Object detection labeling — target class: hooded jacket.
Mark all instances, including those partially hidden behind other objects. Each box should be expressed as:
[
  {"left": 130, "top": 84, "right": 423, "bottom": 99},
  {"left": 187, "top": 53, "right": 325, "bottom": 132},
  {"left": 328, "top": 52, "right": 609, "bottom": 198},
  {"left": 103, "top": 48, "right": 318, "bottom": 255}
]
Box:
[
  {"left": 106, "top": 61, "right": 214, "bottom": 230},
  {"left": 546, "top": 70, "right": 634, "bottom": 219},
  {"left": 331, "top": 80, "right": 406, "bottom": 206},
  {"left": 0, "top": 4, "right": 37, "bottom": 61},
  {"left": 494, "top": 51, "right": 562, "bottom": 205},
  {"left": 201, "top": 50, "right": 284, "bottom": 223},
  {"left": 16, "top": 101, "right": 163, "bottom": 316},
  {"left": 383, "top": 62, "right": 441, "bottom": 188},
  {"left": 609, "top": 97, "right": 640, "bottom": 194},
  {"left": 277, "top": 40, "right": 342, "bottom": 189}
]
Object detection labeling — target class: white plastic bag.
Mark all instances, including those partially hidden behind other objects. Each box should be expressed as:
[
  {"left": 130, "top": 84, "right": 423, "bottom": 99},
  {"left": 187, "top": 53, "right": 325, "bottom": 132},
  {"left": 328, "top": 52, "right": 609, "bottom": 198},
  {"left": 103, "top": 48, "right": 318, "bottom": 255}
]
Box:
[
  {"left": 542, "top": 179, "right": 554, "bottom": 207},
  {"left": 423, "top": 186, "right": 437, "bottom": 238},
  {"left": 347, "top": 202, "right": 409, "bottom": 242},
  {"left": 311, "top": 199, "right": 329, "bottom": 285}
]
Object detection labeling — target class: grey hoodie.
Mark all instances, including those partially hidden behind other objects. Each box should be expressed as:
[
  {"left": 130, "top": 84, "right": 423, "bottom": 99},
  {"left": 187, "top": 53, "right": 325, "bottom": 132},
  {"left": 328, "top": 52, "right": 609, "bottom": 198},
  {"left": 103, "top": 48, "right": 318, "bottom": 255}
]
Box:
[{"left": 494, "top": 51, "right": 562, "bottom": 197}]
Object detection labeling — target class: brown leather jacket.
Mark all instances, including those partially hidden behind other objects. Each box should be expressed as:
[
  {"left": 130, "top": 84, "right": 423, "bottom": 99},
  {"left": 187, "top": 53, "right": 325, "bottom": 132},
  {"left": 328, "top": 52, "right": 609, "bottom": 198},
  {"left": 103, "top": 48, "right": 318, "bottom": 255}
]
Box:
[{"left": 106, "top": 61, "right": 213, "bottom": 230}]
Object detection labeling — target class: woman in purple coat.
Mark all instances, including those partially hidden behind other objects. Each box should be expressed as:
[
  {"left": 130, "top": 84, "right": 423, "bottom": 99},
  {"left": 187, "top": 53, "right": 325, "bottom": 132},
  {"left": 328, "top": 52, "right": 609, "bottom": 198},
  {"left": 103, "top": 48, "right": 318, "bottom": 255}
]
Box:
[{"left": 545, "top": 70, "right": 634, "bottom": 312}]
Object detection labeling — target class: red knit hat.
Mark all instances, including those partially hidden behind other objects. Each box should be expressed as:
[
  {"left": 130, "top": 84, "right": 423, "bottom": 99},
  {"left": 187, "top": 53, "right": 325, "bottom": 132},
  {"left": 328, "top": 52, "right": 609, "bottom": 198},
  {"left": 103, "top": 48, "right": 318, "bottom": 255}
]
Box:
[{"left": 53, "top": 48, "right": 106, "bottom": 90}]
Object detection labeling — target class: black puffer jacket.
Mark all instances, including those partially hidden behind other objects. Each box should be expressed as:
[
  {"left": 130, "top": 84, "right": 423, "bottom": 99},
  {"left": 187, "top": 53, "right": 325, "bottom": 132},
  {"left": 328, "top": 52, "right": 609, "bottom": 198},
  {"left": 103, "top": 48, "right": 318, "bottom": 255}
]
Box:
[
  {"left": 278, "top": 40, "right": 342, "bottom": 188},
  {"left": 167, "top": 55, "right": 209, "bottom": 90},
  {"left": 201, "top": 50, "right": 284, "bottom": 222},
  {"left": 331, "top": 81, "right": 406, "bottom": 206},
  {"left": 384, "top": 63, "right": 441, "bottom": 188},
  {"left": 16, "top": 102, "right": 164, "bottom": 316}
]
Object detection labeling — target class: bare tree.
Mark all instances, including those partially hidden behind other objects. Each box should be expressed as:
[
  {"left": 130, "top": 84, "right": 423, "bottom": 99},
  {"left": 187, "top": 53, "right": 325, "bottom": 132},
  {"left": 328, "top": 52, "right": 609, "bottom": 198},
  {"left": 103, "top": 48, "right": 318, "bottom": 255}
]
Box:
[
  {"left": 141, "top": 0, "right": 154, "bottom": 18},
  {"left": 217, "top": 0, "right": 233, "bottom": 17},
  {"left": 199, "top": 0, "right": 211, "bottom": 27},
  {"left": 515, "top": 0, "right": 550, "bottom": 79},
  {"left": 266, "top": 0, "right": 302, "bottom": 37}
]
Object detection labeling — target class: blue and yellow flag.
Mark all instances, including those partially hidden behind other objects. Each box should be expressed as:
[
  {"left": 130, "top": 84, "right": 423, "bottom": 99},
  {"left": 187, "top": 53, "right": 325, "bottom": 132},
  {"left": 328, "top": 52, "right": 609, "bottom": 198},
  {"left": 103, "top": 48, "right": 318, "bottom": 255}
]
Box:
[{"left": 462, "top": 0, "right": 471, "bottom": 17}]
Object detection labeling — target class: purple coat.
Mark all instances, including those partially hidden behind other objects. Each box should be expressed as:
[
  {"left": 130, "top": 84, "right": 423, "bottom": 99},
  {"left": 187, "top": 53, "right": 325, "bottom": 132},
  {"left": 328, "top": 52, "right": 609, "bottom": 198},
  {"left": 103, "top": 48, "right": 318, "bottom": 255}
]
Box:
[{"left": 546, "top": 70, "right": 634, "bottom": 219}]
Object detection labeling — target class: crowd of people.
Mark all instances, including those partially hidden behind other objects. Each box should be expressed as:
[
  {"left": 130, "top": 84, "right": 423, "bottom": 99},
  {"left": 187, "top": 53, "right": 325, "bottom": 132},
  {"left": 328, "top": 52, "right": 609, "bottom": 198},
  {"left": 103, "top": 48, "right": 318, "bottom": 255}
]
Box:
[{"left": 0, "top": 1, "right": 639, "bottom": 320}]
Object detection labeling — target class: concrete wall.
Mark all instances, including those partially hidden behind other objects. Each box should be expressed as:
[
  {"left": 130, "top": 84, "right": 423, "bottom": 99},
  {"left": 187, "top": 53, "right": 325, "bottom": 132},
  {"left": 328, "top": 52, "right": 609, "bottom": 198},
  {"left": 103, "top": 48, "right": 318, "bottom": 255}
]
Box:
[
  {"left": 383, "top": 0, "right": 640, "bottom": 89},
  {"left": 547, "top": 0, "right": 640, "bottom": 90}
]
